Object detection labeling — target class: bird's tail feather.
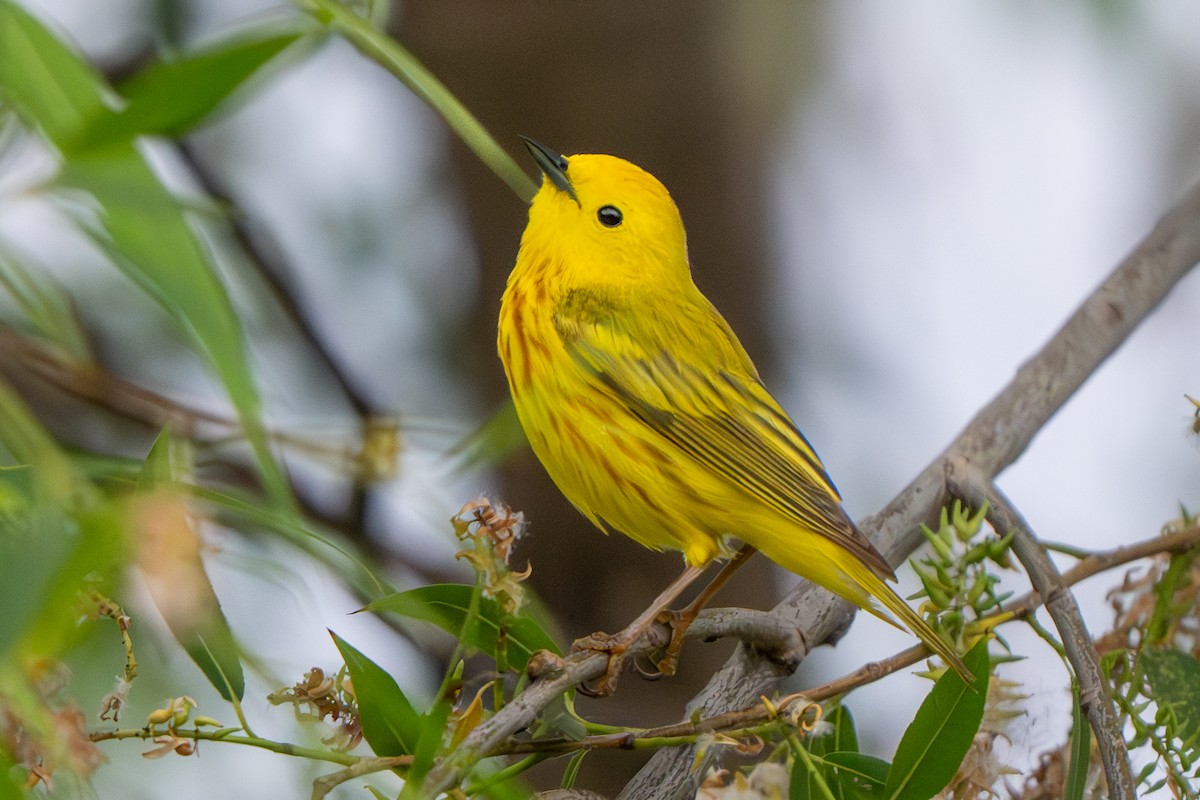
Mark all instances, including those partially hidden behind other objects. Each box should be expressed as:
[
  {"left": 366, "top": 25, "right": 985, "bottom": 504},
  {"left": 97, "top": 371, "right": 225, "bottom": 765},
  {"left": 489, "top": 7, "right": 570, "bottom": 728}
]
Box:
[
  {"left": 760, "top": 535, "right": 973, "bottom": 683},
  {"left": 852, "top": 562, "right": 973, "bottom": 684}
]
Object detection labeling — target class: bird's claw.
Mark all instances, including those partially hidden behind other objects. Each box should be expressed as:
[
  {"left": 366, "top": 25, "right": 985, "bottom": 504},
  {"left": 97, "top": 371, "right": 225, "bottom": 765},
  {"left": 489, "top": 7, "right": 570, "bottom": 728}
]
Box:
[{"left": 571, "top": 631, "right": 630, "bottom": 697}]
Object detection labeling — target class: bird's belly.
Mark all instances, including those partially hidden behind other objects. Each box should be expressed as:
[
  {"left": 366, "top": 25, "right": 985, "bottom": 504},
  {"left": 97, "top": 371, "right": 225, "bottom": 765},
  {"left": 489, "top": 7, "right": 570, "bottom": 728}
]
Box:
[{"left": 511, "top": 367, "right": 738, "bottom": 567}]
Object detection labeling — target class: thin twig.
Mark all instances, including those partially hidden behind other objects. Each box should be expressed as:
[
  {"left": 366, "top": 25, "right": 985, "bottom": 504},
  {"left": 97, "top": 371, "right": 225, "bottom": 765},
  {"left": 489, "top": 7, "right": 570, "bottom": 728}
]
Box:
[{"left": 311, "top": 755, "right": 412, "bottom": 800}]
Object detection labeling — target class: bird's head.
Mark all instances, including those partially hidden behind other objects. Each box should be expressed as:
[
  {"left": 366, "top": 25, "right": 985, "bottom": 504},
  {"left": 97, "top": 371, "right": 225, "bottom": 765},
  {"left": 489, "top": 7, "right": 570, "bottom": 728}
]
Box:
[{"left": 518, "top": 137, "right": 690, "bottom": 288}]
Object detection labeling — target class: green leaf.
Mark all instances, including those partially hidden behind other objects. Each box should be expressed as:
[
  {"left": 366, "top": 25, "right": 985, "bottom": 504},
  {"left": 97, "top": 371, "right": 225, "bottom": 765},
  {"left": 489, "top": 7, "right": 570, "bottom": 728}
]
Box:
[
  {"left": 0, "top": 1, "right": 291, "bottom": 506},
  {"left": 364, "top": 584, "right": 561, "bottom": 672},
  {"left": 184, "top": 627, "right": 246, "bottom": 703},
  {"left": 883, "top": 639, "right": 990, "bottom": 800},
  {"left": 0, "top": 381, "right": 126, "bottom": 661},
  {"left": 0, "top": 0, "right": 109, "bottom": 146},
  {"left": 0, "top": 244, "right": 89, "bottom": 357},
  {"left": 1064, "top": 681, "right": 1091, "bottom": 800},
  {"left": 826, "top": 752, "right": 889, "bottom": 796},
  {"left": 791, "top": 706, "right": 859, "bottom": 800},
  {"left": 454, "top": 400, "right": 527, "bottom": 468},
  {"left": 790, "top": 745, "right": 836, "bottom": 800},
  {"left": 73, "top": 27, "right": 307, "bottom": 149},
  {"left": 1142, "top": 648, "right": 1200, "bottom": 748},
  {"left": 330, "top": 630, "right": 423, "bottom": 757},
  {"left": 58, "top": 143, "right": 291, "bottom": 505},
  {"left": 294, "top": 0, "right": 535, "bottom": 202},
  {"left": 0, "top": 747, "right": 23, "bottom": 800}
]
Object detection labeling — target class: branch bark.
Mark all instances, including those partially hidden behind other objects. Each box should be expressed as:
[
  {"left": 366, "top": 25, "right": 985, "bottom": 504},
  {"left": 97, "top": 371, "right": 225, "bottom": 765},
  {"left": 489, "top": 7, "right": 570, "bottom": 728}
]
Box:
[{"left": 618, "top": 179, "right": 1200, "bottom": 799}]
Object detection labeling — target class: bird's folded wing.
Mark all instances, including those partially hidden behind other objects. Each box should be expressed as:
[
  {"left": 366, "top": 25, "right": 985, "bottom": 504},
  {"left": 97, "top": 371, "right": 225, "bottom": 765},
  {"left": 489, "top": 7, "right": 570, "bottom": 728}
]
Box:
[{"left": 556, "top": 300, "right": 895, "bottom": 579}]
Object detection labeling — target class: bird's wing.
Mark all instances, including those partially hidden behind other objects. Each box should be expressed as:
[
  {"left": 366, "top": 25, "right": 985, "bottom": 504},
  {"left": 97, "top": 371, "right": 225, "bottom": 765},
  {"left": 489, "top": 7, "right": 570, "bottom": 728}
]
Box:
[{"left": 554, "top": 288, "right": 896, "bottom": 580}]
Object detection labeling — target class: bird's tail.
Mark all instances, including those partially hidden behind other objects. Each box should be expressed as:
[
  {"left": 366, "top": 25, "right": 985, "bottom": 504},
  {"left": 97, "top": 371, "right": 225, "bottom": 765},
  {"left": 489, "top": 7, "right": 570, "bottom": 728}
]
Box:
[
  {"left": 762, "top": 535, "right": 973, "bottom": 683},
  {"left": 851, "top": 561, "right": 973, "bottom": 684}
]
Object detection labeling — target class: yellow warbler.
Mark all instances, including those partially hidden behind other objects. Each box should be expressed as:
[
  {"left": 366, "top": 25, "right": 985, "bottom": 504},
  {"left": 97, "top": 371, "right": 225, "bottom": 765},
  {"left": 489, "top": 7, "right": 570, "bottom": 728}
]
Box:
[{"left": 498, "top": 138, "right": 967, "bottom": 683}]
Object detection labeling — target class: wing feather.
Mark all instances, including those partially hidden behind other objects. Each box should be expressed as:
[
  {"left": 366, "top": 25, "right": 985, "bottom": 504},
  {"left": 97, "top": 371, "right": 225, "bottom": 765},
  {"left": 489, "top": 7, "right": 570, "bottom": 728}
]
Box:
[{"left": 555, "top": 290, "right": 895, "bottom": 580}]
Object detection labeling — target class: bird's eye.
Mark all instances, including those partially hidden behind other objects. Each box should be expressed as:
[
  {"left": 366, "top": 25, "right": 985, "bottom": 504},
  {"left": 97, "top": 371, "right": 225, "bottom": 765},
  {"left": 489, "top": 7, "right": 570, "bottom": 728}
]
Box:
[{"left": 597, "top": 205, "right": 623, "bottom": 228}]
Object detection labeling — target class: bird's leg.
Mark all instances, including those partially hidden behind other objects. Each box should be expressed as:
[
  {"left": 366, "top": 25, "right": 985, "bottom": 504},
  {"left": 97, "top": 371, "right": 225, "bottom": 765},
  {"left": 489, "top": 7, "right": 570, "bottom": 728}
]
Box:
[
  {"left": 572, "top": 563, "right": 707, "bottom": 697},
  {"left": 644, "top": 544, "right": 757, "bottom": 679}
]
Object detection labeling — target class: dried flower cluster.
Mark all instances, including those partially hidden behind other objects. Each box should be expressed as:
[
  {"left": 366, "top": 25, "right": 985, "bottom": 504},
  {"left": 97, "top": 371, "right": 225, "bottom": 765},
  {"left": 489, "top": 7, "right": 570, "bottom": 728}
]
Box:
[
  {"left": 268, "top": 667, "right": 362, "bottom": 750},
  {"left": 452, "top": 496, "right": 530, "bottom": 614}
]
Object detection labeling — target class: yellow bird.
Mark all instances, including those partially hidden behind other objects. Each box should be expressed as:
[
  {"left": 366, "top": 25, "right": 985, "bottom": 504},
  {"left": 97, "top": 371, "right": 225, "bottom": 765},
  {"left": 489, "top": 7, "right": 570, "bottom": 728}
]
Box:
[{"left": 498, "top": 138, "right": 967, "bottom": 688}]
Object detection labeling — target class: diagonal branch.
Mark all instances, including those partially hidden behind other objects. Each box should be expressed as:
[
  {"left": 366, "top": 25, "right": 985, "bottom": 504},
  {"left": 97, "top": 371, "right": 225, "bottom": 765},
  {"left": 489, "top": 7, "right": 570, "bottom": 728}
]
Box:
[{"left": 618, "top": 179, "right": 1200, "bottom": 799}]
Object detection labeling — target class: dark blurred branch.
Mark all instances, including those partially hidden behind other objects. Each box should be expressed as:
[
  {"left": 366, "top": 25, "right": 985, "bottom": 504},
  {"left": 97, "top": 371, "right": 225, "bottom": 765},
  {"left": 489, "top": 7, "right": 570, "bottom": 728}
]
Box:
[{"left": 176, "top": 141, "right": 374, "bottom": 419}]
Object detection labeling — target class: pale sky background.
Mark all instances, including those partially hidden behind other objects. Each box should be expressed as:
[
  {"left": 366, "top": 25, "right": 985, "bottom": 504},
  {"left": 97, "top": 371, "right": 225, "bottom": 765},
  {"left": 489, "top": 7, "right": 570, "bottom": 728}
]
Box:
[{"left": 3, "top": 1, "right": 1200, "bottom": 797}]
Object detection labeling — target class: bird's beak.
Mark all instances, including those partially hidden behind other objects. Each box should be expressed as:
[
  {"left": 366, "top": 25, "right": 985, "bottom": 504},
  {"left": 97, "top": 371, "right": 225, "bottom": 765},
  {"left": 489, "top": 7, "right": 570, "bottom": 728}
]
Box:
[{"left": 520, "top": 136, "right": 579, "bottom": 205}]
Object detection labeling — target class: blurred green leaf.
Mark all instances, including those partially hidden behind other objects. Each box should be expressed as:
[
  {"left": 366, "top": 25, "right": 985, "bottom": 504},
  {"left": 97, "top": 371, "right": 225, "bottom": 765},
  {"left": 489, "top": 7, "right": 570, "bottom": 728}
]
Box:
[
  {"left": 294, "top": 0, "right": 535, "bottom": 202},
  {"left": 0, "top": 0, "right": 108, "bottom": 145},
  {"left": 73, "top": 28, "right": 307, "bottom": 149},
  {"left": 791, "top": 706, "right": 859, "bottom": 800},
  {"left": 364, "top": 584, "right": 562, "bottom": 672},
  {"left": 0, "top": 1, "right": 290, "bottom": 506},
  {"left": 134, "top": 431, "right": 245, "bottom": 701},
  {"left": 884, "top": 639, "right": 990, "bottom": 800},
  {"left": 1064, "top": 681, "right": 1091, "bottom": 800},
  {"left": 825, "top": 752, "right": 889, "bottom": 796},
  {"left": 0, "top": 245, "right": 89, "bottom": 356},
  {"left": 59, "top": 143, "right": 290, "bottom": 505},
  {"left": 330, "top": 630, "right": 423, "bottom": 757},
  {"left": 0, "top": 381, "right": 125, "bottom": 661},
  {"left": 1143, "top": 648, "right": 1200, "bottom": 748},
  {"left": 455, "top": 400, "right": 526, "bottom": 468}
]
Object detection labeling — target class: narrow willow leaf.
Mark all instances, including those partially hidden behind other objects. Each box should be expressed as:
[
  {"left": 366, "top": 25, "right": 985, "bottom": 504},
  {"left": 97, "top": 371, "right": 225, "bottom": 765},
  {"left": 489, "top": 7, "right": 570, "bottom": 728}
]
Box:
[
  {"left": 883, "top": 639, "right": 990, "bottom": 800},
  {"left": 73, "top": 28, "right": 307, "bottom": 149},
  {"left": 59, "top": 144, "right": 290, "bottom": 505},
  {"left": 364, "top": 584, "right": 562, "bottom": 672},
  {"left": 135, "top": 431, "right": 244, "bottom": 701},
  {"left": 131, "top": 484, "right": 245, "bottom": 701},
  {"left": 562, "top": 750, "right": 588, "bottom": 789},
  {"left": 0, "top": 0, "right": 108, "bottom": 145},
  {"left": 294, "top": 0, "right": 535, "bottom": 201},
  {"left": 1064, "top": 682, "right": 1091, "bottom": 800},
  {"left": 330, "top": 630, "right": 423, "bottom": 757}
]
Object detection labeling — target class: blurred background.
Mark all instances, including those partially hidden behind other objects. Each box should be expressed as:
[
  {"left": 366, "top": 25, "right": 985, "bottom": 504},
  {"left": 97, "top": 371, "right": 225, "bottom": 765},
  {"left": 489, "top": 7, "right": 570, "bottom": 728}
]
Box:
[{"left": 2, "top": 1, "right": 1199, "bottom": 797}]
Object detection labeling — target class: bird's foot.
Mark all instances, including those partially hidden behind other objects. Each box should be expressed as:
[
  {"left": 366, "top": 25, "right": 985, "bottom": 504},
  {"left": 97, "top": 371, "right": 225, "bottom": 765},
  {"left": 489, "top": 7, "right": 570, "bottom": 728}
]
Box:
[
  {"left": 570, "top": 631, "right": 635, "bottom": 697},
  {"left": 633, "top": 607, "right": 695, "bottom": 680}
]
